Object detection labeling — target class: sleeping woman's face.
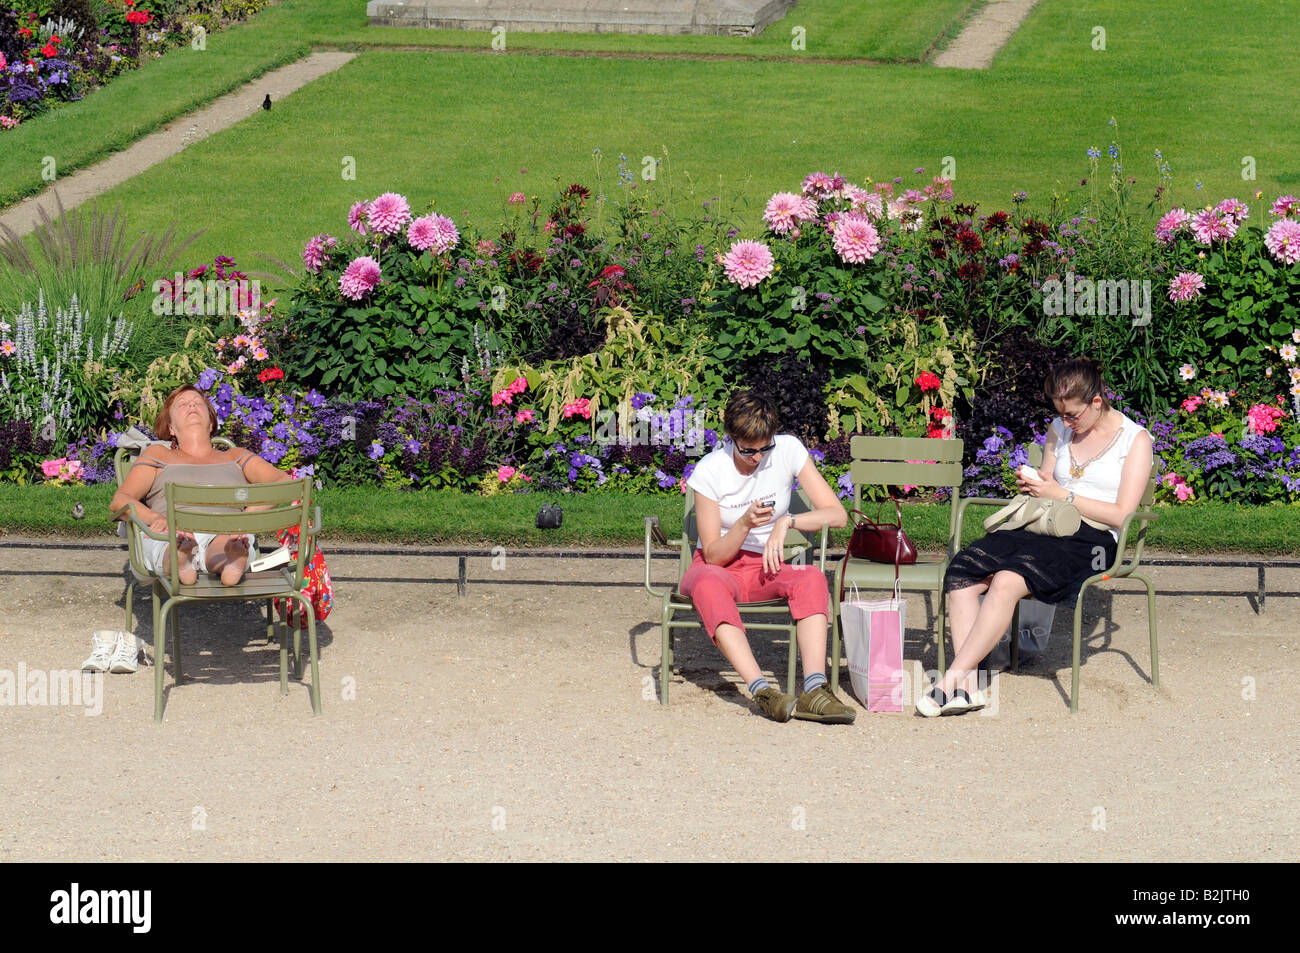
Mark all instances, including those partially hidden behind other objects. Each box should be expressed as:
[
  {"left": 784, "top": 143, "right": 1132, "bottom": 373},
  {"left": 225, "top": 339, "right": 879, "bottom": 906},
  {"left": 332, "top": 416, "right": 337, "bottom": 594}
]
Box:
[{"left": 169, "top": 390, "right": 213, "bottom": 440}]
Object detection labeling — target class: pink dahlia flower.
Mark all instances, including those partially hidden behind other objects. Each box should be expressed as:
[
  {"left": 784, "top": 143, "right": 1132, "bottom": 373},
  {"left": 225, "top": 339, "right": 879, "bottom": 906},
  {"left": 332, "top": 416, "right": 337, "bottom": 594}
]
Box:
[
  {"left": 339, "top": 255, "right": 381, "bottom": 300},
  {"left": 856, "top": 191, "right": 885, "bottom": 220},
  {"left": 763, "top": 192, "right": 817, "bottom": 235},
  {"left": 722, "top": 240, "right": 775, "bottom": 289},
  {"left": 801, "top": 172, "right": 838, "bottom": 200},
  {"left": 831, "top": 214, "right": 881, "bottom": 264},
  {"left": 368, "top": 192, "right": 412, "bottom": 235},
  {"left": 1269, "top": 195, "right": 1298, "bottom": 218},
  {"left": 1214, "top": 198, "right": 1249, "bottom": 225},
  {"left": 508, "top": 192, "right": 527, "bottom": 204},
  {"left": 1264, "top": 219, "right": 1300, "bottom": 265},
  {"left": 1190, "top": 208, "right": 1236, "bottom": 244},
  {"left": 348, "top": 200, "right": 370, "bottom": 236},
  {"left": 408, "top": 214, "right": 460, "bottom": 254},
  {"left": 1155, "top": 208, "right": 1191, "bottom": 244},
  {"left": 1168, "top": 271, "right": 1206, "bottom": 303},
  {"left": 302, "top": 234, "right": 337, "bottom": 273}
]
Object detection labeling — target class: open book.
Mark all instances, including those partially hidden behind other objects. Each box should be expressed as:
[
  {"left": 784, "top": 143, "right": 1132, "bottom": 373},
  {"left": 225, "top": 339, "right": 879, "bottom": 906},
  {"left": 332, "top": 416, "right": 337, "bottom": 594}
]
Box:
[{"left": 249, "top": 544, "right": 292, "bottom": 573}]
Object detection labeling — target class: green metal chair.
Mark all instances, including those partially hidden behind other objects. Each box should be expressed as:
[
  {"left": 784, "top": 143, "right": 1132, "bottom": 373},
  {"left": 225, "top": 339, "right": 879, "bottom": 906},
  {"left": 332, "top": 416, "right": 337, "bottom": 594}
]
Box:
[
  {"left": 643, "top": 487, "right": 829, "bottom": 705},
  {"left": 951, "top": 443, "right": 1160, "bottom": 712},
  {"left": 830, "top": 437, "right": 966, "bottom": 692},
  {"left": 113, "top": 477, "right": 322, "bottom": 721},
  {"left": 113, "top": 441, "right": 285, "bottom": 649}
]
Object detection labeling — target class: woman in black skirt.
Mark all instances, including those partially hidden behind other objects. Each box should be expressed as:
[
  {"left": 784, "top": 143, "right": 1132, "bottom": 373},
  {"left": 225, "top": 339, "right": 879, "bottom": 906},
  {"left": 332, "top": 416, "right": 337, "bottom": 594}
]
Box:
[{"left": 918, "top": 358, "right": 1154, "bottom": 716}]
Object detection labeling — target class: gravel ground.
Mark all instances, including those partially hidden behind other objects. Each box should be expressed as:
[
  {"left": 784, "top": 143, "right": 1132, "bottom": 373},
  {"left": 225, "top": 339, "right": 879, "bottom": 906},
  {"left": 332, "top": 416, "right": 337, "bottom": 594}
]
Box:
[{"left": 0, "top": 540, "right": 1296, "bottom": 862}]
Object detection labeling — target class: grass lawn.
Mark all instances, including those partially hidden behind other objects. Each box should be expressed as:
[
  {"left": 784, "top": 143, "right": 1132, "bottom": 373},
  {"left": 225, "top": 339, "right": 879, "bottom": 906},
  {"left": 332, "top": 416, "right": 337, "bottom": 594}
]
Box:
[
  {"left": 0, "top": 0, "right": 971, "bottom": 209},
  {"left": 32, "top": 0, "right": 1295, "bottom": 272},
  {"left": 4, "top": 484, "right": 1298, "bottom": 553}
]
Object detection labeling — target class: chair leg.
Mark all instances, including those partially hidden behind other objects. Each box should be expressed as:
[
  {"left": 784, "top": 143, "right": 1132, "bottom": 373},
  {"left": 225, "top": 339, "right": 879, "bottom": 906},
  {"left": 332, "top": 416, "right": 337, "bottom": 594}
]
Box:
[
  {"left": 786, "top": 622, "right": 798, "bottom": 696},
  {"left": 1071, "top": 586, "right": 1091, "bottom": 714},
  {"left": 305, "top": 606, "right": 321, "bottom": 716},
  {"left": 292, "top": 624, "right": 303, "bottom": 681},
  {"left": 123, "top": 580, "right": 134, "bottom": 633},
  {"left": 830, "top": 579, "right": 842, "bottom": 692},
  {"left": 171, "top": 608, "right": 183, "bottom": 682},
  {"left": 659, "top": 601, "right": 673, "bottom": 705},
  {"left": 279, "top": 615, "right": 289, "bottom": 696},
  {"left": 266, "top": 600, "right": 275, "bottom": 644},
  {"left": 153, "top": 589, "right": 165, "bottom": 723},
  {"left": 1134, "top": 571, "right": 1159, "bottom": 690},
  {"left": 936, "top": 588, "right": 947, "bottom": 675}
]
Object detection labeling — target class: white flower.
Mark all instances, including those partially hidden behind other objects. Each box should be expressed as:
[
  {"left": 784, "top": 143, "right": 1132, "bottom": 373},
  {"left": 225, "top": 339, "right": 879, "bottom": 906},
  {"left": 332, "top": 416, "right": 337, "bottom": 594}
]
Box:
[
  {"left": 1179, "top": 363, "right": 1196, "bottom": 381},
  {"left": 1281, "top": 343, "right": 1298, "bottom": 363}
]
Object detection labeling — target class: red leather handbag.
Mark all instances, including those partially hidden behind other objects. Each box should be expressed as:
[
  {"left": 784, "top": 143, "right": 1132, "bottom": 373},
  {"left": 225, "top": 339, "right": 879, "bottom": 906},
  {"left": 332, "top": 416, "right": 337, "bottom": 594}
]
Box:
[{"left": 847, "top": 500, "right": 917, "bottom": 565}]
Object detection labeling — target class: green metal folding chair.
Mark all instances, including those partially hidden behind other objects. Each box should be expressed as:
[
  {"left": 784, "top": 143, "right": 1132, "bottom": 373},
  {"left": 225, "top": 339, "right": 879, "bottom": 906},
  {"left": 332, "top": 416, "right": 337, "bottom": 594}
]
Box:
[
  {"left": 113, "top": 477, "right": 322, "bottom": 721},
  {"left": 951, "top": 444, "right": 1160, "bottom": 712},
  {"left": 643, "top": 487, "right": 828, "bottom": 705},
  {"left": 830, "top": 436, "right": 965, "bottom": 691}
]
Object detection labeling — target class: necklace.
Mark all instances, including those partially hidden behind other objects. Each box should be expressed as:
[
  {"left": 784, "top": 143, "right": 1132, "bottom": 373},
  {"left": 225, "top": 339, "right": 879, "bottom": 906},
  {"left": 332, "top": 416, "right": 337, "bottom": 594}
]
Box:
[{"left": 1068, "top": 420, "right": 1123, "bottom": 479}]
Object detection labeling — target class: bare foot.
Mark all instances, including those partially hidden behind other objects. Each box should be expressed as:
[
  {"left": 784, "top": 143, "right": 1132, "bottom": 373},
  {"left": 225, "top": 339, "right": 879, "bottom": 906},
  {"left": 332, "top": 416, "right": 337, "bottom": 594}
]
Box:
[
  {"left": 220, "top": 536, "right": 250, "bottom": 587},
  {"left": 176, "top": 532, "right": 198, "bottom": 585}
]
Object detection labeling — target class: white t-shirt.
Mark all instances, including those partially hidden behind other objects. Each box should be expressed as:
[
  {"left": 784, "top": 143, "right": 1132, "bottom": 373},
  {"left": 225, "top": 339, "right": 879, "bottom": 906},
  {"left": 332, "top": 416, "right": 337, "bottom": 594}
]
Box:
[
  {"left": 1048, "top": 411, "right": 1150, "bottom": 540},
  {"left": 686, "top": 434, "right": 810, "bottom": 554}
]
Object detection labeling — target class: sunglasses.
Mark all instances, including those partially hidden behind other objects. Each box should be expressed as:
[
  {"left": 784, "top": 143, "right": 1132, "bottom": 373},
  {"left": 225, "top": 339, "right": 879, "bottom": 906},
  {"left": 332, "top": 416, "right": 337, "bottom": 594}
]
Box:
[
  {"left": 1060, "top": 404, "right": 1097, "bottom": 424},
  {"left": 734, "top": 441, "right": 776, "bottom": 458}
]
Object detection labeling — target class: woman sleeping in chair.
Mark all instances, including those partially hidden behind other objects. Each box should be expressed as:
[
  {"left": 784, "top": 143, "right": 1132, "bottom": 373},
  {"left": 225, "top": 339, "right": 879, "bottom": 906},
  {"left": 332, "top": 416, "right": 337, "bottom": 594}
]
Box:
[
  {"left": 918, "top": 357, "right": 1153, "bottom": 717},
  {"left": 109, "top": 384, "right": 293, "bottom": 589}
]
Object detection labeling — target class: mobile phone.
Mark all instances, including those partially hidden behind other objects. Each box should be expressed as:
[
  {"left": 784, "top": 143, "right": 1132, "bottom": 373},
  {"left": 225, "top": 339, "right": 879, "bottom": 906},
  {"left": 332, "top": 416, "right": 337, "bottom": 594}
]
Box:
[
  {"left": 1017, "top": 465, "right": 1039, "bottom": 480},
  {"left": 757, "top": 500, "right": 775, "bottom": 509}
]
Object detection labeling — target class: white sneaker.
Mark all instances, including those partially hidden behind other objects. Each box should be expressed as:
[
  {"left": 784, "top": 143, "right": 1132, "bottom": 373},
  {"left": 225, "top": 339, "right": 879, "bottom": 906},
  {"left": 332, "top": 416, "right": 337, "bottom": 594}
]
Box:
[
  {"left": 108, "top": 634, "right": 140, "bottom": 674},
  {"left": 82, "top": 631, "right": 120, "bottom": 673}
]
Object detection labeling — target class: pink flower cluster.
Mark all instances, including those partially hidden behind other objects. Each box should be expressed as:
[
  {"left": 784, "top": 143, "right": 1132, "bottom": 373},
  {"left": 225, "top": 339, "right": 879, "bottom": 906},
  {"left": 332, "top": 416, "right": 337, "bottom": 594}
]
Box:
[
  {"left": 368, "top": 192, "right": 412, "bottom": 235},
  {"left": 339, "top": 255, "right": 381, "bottom": 300},
  {"left": 492, "top": 376, "right": 529, "bottom": 406},
  {"left": 40, "top": 457, "right": 82, "bottom": 482},
  {"left": 408, "top": 214, "right": 460, "bottom": 255},
  {"left": 763, "top": 192, "right": 817, "bottom": 235},
  {"left": 1264, "top": 219, "right": 1300, "bottom": 265},
  {"left": 496, "top": 465, "right": 531, "bottom": 483},
  {"left": 1155, "top": 208, "right": 1191, "bottom": 244},
  {"left": 1270, "top": 195, "right": 1299, "bottom": 218},
  {"left": 722, "top": 240, "right": 775, "bottom": 289},
  {"left": 302, "top": 233, "right": 338, "bottom": 273},
  {"left": 1190, "top": 207, "right": 1238, "bottom": 245},
  {"left": 1245, "top": 402, "right": 1287, "bottom": 435},
  {"left": 562, "top": 397, "right": 592, "bottom": 419},
  {"left": 1162, "top": 472, "right": 1194, "bottom": 502},
  {"left": 1168, "top": 271, "right": 1205, "bottom": 303},
  {"left": 831, "top": 214, "right": 881, "bottom": 264}
]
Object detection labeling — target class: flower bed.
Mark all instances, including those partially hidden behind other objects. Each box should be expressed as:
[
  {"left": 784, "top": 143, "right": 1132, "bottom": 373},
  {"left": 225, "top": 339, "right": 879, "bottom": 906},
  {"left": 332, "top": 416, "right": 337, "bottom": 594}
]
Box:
[
  {"left": 0, "top": 0, "right": 271, "bottom": 131},
  {"left": 4, "top": 138, "right": 1300, "bottom": 506}
]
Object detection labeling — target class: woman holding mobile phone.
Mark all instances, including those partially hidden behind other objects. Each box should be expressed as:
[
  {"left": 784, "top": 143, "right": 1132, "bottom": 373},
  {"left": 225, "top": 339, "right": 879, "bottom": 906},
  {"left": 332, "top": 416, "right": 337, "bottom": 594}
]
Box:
[
  {"left": 917, "top": 357, "right": 1153, "bottom": 717},
  {"left": 679, "top": 389, "right": 855, "bottom": 723}
]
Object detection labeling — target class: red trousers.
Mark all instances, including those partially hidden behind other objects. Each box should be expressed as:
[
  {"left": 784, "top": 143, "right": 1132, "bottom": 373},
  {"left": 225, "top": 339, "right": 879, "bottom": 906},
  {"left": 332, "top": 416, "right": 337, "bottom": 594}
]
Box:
[{"left": 679, "top": 549, "right": 829, "bottom": 641}]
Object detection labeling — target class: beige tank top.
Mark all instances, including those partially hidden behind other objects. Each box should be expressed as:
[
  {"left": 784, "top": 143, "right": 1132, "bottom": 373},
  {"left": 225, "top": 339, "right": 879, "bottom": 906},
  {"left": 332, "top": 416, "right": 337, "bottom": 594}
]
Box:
[{"left": 136, "top": 450, "right": 254, "bottom": 515}]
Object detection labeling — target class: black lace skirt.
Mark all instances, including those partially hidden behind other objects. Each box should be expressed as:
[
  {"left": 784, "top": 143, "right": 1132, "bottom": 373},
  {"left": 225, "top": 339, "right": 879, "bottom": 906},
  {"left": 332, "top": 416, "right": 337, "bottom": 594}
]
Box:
[{"left": 944, "top": 524, "right": 1118, "bottom": 607}]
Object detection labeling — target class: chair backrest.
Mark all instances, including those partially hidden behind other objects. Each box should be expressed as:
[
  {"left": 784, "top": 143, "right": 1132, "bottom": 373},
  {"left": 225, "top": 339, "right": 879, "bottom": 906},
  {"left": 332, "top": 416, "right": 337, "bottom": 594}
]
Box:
[
  {"left": 677, "top": 485, "right": 818, "bottom": 579},
  {"left": 163, "top": 477, "right": 314, "bottom": 587},
  {"left": 848, "top": 436, "right": 965, "bottom": 544}
]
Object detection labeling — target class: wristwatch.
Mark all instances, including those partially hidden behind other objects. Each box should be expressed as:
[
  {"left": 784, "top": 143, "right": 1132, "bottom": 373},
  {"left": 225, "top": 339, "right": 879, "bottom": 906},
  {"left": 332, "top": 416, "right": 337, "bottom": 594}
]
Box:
[{"left": 1065, "top": 491, "right": 1076, "bottom": 505}]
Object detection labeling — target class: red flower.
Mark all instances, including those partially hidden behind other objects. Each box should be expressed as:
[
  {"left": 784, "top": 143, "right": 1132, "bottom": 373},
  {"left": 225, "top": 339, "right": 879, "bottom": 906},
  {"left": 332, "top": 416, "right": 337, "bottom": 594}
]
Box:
[
  {"left": 915, "top": 371, "right": 942, "bottom": 392},
  {"left": 40, "top": 43, "right": 57, "bottom": 57},
  {"left": 17, "top": 27, "right": 32, "bottom": 38},
  {"left": 929, "top": 406, "right": 951, "bottom": 419},
  {"left": 126, "top": 10, "right": 151, "bottom": 24},
  {"left": 599, "top": 265, "right": 625, "bottom": 279},
  {"left": 51, "top": 35, "right": 61, "bottom": 44},
  {"left": 258, "top": 367, "right": 285, "bottom": 384}
]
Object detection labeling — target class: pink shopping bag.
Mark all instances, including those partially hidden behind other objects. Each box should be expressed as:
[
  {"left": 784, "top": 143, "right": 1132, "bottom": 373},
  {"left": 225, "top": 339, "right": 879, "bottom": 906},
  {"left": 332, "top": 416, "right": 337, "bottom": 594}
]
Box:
[{"left": 841, "top": 585, "right": 906, "bottom": 712}]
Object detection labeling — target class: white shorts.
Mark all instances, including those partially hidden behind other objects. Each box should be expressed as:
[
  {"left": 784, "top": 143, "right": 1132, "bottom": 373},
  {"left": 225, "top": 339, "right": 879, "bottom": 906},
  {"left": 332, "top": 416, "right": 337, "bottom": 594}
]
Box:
[{"left": 140, "top": 533, "right": 258, "bottom": 576}]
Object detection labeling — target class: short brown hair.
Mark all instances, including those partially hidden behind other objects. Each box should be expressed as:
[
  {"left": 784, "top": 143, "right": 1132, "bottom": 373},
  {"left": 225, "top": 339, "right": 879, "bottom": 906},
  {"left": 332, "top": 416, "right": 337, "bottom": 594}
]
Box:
[
  {"left": 155, "top": 385, "right": 219, "bottom": 442},
  {"left": 723, "top": 389, "right": 780, "bottom": 445},
  {"left": 1044, "top": 357, "right": 1110, "bottom": 410}
]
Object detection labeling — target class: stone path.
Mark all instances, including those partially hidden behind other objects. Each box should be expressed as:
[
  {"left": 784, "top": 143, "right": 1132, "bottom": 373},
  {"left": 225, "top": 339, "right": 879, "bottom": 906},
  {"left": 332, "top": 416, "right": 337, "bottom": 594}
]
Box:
[
  {"left": 0, "top": 52, "right": 356, "bottom": 240},
  {"left": 932, "top": 0, "right": 1042, "bottom": 69}
]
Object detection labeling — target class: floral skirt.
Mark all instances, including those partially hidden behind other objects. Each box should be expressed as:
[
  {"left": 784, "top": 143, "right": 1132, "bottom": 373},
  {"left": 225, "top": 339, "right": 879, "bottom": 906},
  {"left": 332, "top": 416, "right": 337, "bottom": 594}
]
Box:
[{"left": 944, "top": 524, "right": 1118, "bottom": 607}]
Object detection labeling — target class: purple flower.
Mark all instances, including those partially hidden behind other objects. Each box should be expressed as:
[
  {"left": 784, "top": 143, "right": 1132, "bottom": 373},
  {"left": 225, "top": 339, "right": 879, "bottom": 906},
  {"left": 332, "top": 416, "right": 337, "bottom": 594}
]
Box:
[
  {"left": 631, "top": 392, "right": 656, "bottom": 411},
  {"left": 367, "top": 441, "right": 385, "bottom": 460},
  {"left": 654, "top": 469, "right": 676, "bottom": 489},
  {"left": 196, "top": 368, "right": 221, "bottom": 391}
]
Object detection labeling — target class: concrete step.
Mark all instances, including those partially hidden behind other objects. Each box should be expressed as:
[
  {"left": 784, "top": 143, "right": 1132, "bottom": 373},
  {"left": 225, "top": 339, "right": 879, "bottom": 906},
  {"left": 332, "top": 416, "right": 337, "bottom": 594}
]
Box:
[{"left": 366, "top": 0, "right": 795, "bottom": 36}]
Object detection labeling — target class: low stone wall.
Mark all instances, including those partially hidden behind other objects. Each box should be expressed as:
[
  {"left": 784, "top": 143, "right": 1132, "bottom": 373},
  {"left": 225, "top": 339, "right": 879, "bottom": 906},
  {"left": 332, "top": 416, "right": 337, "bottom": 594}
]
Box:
[{"left": 365, "top": 0, "right": 795, "bottom": 36}]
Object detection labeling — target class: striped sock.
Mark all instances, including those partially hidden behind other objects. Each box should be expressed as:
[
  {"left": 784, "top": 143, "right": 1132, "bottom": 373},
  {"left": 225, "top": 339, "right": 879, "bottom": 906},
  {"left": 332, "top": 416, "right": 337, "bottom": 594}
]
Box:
[
  {"left": 747, "top": 676, "right": 771, "bottom": 696},
  {"left": 803, "top": 672, "right": 828, "bottom": 694}
]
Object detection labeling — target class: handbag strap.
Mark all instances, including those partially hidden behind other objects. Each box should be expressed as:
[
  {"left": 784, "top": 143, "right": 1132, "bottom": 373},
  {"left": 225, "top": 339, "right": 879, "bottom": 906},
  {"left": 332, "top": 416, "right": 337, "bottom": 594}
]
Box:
[{"left": 983, "top": 494, "right": 1028, "bottom": 532}]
